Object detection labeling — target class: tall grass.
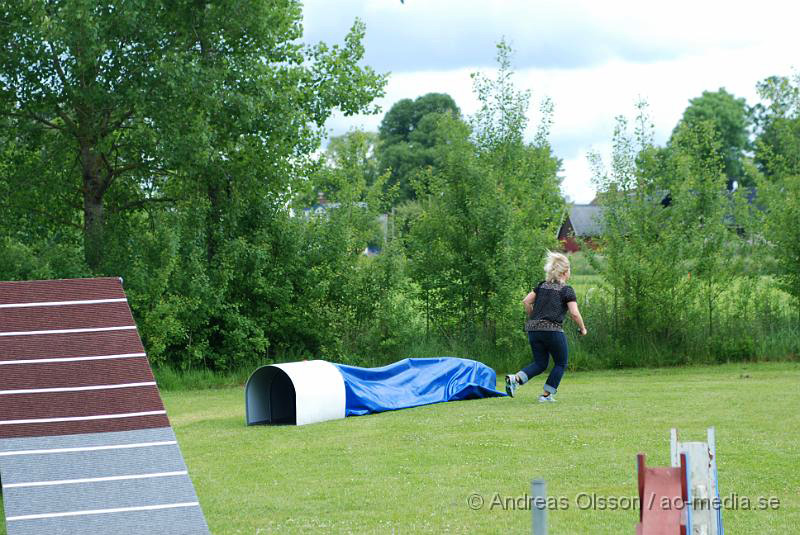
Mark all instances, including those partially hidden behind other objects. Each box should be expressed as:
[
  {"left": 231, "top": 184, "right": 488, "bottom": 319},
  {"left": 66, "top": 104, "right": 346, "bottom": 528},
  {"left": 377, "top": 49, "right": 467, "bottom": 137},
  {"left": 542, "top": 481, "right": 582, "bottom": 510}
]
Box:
[
  {"left": 560, "top": 252, "right": 799, "bottom": 370},
  {"left": 395, "top": 252, "right": 799, "bottom": 376},
  {"left": 152, "top": 366, "right": 253, "bottom": 391}
]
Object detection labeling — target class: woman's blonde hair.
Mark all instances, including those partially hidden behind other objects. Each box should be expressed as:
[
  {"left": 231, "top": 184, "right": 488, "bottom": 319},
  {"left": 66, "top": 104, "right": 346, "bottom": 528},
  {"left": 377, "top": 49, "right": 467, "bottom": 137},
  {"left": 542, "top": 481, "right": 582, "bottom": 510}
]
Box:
[{"left": 544, "top": 251, "right": 570, "bottom": 283}]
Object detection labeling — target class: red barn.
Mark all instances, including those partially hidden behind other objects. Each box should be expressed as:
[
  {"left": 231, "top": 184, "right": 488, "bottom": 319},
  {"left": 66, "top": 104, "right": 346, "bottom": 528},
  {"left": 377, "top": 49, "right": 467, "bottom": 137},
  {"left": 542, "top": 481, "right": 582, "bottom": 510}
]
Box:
[{"left": 557, "top": 204, "right": 604, "bottom": 252}]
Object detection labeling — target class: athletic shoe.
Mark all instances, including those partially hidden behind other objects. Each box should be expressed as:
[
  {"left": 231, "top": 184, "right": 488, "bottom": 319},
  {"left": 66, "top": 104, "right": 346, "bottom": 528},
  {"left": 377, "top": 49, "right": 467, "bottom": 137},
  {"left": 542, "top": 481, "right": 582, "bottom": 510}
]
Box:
[
  {"left": 538, "top": 394, "right": 555, "bottom": 403},
  {"left": 505, "top": 374, "right": 518, "bottom": 397}
]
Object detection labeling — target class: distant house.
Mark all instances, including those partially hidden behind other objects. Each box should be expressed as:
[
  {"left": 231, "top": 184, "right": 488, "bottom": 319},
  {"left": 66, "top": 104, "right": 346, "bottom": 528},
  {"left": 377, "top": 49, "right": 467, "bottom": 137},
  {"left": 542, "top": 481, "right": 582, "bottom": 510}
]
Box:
[
  {"left": 558, "top": 187, "right": 758, "bottom": 252},
  {"left": 557, "top": 204, "right": 605, "bottom": 252}
]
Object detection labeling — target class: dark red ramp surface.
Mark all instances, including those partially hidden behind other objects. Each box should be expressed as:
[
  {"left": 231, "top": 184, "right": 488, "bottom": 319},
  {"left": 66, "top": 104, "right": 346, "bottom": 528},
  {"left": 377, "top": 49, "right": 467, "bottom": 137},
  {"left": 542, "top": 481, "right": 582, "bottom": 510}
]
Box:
[
  {"left": 635, "top": 454, "right": 687, "bottom": 535},
  {"left": 0, "top": 278, "right": 210, "bottom": 535}
]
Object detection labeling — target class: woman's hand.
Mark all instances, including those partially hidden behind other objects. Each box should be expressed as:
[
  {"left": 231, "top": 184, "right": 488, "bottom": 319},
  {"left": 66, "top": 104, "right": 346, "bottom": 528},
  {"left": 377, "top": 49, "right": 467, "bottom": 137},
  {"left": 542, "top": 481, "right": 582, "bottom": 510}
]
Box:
[{"left": 567, "top": 301, "right": 587, "bottom": 336}]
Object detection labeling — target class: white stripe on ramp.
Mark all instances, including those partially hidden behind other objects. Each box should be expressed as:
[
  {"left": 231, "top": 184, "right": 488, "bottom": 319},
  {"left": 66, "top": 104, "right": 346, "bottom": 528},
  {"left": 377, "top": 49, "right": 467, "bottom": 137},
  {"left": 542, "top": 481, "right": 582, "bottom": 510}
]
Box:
[
  {"left": 3, "top": 470, "right": 188, "bottom": 489},
  {"left": 0, "top": 410, "right": 166, "bottom": 426},
  {"left": 0, "top": 298, "right": 128, "bottom": 309},
  {"left": 0, "top": 440, "right": 177, "bottom": 457},
  {"left": 0, "top": 382, "right": 156, "bottom": 395},
  {"left": 6, "top": 502, "right": 200, "bottom": 521},
  {"left": 0, "top": 326, "right": 137, "bottom": 337},
  {"left": 0, "top": 353, "right": 147, "bottom": 366}
]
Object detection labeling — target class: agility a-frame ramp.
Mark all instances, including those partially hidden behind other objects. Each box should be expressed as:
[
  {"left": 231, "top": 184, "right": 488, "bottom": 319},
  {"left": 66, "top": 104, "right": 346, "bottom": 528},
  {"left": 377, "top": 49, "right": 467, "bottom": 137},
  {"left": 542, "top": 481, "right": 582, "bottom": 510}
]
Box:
[{"left": 0, "top": 278, "right": 210, "bottom": 535}]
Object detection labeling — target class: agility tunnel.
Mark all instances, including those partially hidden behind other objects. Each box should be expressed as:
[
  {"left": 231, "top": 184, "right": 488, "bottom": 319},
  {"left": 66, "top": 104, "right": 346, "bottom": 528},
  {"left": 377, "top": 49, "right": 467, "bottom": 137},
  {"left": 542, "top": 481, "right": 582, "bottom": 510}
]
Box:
[
  {"left": 0, "top": 278, "right": 210, "bottom": 535},
  {"left": 245, "top": 357, "right": 506, "bottom": 426},
  {"left": 635, "top": 427, "right": 723, "bottom": 535}
]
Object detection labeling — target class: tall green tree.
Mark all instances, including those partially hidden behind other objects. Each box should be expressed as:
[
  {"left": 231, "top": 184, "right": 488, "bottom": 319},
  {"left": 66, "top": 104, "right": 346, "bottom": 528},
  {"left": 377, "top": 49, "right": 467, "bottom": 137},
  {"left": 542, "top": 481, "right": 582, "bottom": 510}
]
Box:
[
  {"left": 407, "top": 42, "right": 562, "bottom": 347},
  {"left": 136, "top": 4, "right": 385, "bottom": 369},
  {"left": 588, "top": 104, "right": 695, "bottom": 348},
  {"left": 0, "top": 1, "right": 385, "bottom": 272},
  {"left": 758, "top": 175, "right": 800, "bottom": 324},
  {"left": 671, "top": 88, "right": 751, "bottom": 188},
  {"left": 0, "top": 1, "right": 387, "bottom": 370},
  {"left": 670, "top": 120, "right": 737, "bottom": 339},
  {"left": 0, "top": 1, "right": 177, "bottom": 269},
  {"left": 590, "top": 101, "right": 751, "bottom": 361},
  {"left": 377, "top": 92, "right": 460, "bottom": 202},
  {"left": 296, "top": 130, "right": 412, "bottom": 361},
  {"left": 752, "top": 75, "right": 800, "bottom": 179},
  {"left": 753, "top": 74, "right": 800, "bottom": 324}
]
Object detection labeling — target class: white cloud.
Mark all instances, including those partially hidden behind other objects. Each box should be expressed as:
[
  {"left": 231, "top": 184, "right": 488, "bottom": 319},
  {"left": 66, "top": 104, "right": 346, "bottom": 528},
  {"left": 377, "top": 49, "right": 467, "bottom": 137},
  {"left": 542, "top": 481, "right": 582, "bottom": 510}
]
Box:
[
  {"left": 309, "top": 0, "right": 800, "bottom": 204},
  {"left": 304, "top": 0, "right": 795, "bottom": 71}
]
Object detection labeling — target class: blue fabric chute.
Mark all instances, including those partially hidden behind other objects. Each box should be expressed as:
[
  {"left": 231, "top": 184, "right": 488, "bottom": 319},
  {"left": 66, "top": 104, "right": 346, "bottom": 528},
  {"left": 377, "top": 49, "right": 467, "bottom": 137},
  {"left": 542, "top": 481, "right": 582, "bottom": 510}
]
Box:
[{"left": 333, "top": 357, "right": 506, "bottom": 416}]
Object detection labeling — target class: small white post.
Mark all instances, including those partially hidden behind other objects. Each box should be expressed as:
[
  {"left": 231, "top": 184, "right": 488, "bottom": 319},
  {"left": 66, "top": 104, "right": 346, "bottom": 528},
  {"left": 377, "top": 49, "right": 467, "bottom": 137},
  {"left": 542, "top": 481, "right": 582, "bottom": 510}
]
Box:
[{"left": 670, "top": 428, "right": 679, "bottom": 467}]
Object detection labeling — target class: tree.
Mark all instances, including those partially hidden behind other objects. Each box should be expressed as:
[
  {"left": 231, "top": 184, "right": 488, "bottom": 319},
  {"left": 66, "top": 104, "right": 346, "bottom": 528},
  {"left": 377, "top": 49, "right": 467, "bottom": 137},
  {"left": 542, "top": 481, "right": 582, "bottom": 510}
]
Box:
[
  {"left": 589, "top": 104, "right": 695, "bottom": 350},
  {"left": 139, "top": 4, "right": 386, "bottom": 369},
  {"left": 752, "top": 75, "right": 800, "bottom": 179},
  {"left": 759, "top": 175, "right": 800, "bottom": 325},
  {"left": 0, "top": 2, "right": 177, "bottom": 269},
  {"left": 377, "top": 92, "right": 460, "bottom": 202},
  {"left": 753, "top": 74, "right": 800, "bottom": 324},
  {"left": 406, "top": 42, "right": 562, "bottom": 347},
  {"left": 671, "top": 88, "right": 751, "bottom": 188},
  {"left": 296, "top": 131, "right": 410, "bottom": 361},
  {"left": 0, "top": 1, "right": 385, "bottom": 272},
  {"left": 308, "top": 130, "right": 381, "bottom": 202},
  {"left": 0, "top": 1, "right": 387, "bottom": 370},
  {"left": 670, "top": 120, "right": 736, "bottom": 339},
  {"left": 590, "top": 100, "right": 753, "bottom": 362}
]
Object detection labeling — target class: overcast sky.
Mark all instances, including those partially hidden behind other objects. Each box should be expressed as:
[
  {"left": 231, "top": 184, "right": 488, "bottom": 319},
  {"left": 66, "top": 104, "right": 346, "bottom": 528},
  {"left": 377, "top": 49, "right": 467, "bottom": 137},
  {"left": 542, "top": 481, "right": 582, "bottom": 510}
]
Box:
[{"left": 303, "top": 0, "right": 799, "bottom": 203}]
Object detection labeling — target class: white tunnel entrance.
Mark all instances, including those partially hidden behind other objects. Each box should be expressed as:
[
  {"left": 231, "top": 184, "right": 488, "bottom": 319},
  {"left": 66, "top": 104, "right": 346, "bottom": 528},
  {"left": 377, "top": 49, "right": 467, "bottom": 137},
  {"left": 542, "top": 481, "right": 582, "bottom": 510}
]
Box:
[{"left": 245, "top": 360, "right": 346, "bottom": 426}]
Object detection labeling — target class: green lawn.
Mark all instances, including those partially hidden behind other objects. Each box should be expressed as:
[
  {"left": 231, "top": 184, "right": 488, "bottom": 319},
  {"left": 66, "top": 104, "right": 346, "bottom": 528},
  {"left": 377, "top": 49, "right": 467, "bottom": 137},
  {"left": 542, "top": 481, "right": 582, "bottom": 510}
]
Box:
[{"left": 2, "top": 362, "right": 798, "bottom": 534}]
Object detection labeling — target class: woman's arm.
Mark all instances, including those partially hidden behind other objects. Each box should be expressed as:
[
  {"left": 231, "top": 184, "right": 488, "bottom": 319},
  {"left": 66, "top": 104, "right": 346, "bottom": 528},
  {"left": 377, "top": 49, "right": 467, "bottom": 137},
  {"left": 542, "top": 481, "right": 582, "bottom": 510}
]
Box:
[
  {"left": 567, "top": 301, "right": 587, "bottom": 335},
  {"left": 522, "top": 291, "right": 536, "bottom": 317}
]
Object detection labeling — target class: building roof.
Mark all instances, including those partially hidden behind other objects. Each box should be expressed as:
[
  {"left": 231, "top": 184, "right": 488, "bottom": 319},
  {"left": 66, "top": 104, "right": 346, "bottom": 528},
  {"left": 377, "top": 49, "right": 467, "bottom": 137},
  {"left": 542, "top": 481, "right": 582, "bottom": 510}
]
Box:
[{"left": 568, "top": 204, "right": 605, "bottom": 236}]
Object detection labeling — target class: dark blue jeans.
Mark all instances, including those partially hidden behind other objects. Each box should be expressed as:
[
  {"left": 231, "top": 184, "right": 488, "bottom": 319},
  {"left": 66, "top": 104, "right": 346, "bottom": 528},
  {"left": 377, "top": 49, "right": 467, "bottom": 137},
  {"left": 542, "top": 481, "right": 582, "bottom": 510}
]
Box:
[{"left": 519, "top": 330, "right": 568, "bottom": 394}]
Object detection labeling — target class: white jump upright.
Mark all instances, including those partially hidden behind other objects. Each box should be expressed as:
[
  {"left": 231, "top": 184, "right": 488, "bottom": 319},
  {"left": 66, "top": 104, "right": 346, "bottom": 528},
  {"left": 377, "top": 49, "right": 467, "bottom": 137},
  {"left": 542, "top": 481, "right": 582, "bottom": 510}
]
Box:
[{"left": 670, "top": 427, "right": 724, "bottom": 535}]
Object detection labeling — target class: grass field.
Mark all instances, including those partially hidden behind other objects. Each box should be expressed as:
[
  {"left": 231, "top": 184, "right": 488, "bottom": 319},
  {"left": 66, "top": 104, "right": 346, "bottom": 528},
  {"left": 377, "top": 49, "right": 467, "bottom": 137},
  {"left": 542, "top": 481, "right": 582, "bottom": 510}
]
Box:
[
  {"left": 1, "top": 362, "right": 797, "bottom": 534},
  {"left": 6, "top": 362, "right": 795, "bottom": 534}
]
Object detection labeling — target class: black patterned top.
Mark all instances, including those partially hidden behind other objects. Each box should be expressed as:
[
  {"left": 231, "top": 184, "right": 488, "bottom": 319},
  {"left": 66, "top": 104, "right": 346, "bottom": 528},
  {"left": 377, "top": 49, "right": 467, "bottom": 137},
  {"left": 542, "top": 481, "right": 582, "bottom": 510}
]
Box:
[{"left": 525, "top": 281, "right": 577, "bottom": 332}]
